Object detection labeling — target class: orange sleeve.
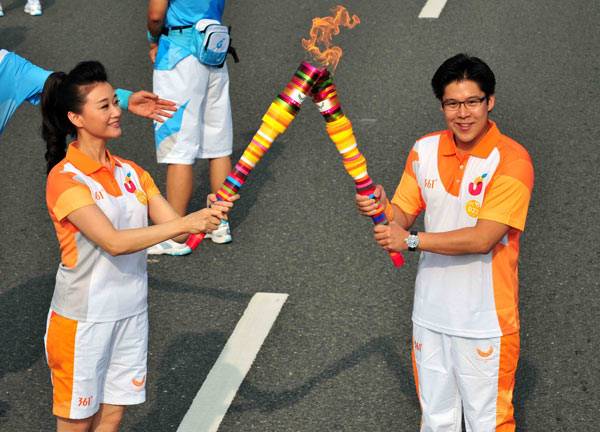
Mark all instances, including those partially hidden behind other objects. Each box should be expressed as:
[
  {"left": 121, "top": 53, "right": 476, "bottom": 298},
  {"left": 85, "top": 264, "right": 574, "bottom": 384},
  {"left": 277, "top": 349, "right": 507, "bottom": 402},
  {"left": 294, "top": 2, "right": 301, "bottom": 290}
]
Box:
[
  {"left": 391, "top": 147, "right": 423, "bottom": 216},
  {"left": 46, "top": 169, "right": 95, "bottom": 222},
  {"left": 479, "top": 155, "right": 534, "bottom": 231}
]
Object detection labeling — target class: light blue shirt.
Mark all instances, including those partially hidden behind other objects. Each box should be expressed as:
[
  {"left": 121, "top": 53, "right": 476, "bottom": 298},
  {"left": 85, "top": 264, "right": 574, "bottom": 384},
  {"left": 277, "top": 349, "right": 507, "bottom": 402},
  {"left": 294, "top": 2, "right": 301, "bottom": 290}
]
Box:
[
  {"left": 165, "top": 0, "right": 224, "bottom": 27},
  {"left": 0, "top": 49, "right": 52, "bottom": 135},
  {"left": 0, "top": 50, "right": 133, "bottom": 137}
]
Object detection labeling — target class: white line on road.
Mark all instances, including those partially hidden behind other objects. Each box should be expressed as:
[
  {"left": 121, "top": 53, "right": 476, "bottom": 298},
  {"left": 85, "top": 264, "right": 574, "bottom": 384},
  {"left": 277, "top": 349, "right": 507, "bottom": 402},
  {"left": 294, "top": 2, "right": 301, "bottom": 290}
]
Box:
[
  {"left": 419, "top": 0, "right": 448, "bottom": 18},
  {"left": 177, "top": 292, "right": 289, "bottom": 432}
]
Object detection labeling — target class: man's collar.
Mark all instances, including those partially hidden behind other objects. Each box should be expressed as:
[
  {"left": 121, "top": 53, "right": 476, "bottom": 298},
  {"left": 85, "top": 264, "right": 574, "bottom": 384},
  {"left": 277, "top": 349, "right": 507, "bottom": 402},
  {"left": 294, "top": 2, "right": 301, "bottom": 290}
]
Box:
[
  {"left": 441, "top": 121, "right": 500, "bottom": 158},
  {"left": 65, "top": 142, "right": 120, "bottom": 175}
]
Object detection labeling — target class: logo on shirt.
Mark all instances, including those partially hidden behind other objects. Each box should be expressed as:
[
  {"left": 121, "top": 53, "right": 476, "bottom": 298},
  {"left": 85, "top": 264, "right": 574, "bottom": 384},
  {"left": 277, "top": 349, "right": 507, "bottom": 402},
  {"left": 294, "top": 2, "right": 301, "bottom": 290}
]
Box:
[
  {"left": 468, "top": 173, "right": 488, "bottom": 196},
  {"left": 413, "top": 340, "right": 422, "bottom": 352},
  {"left": 466, "top": 200, "right": 480, "bottom": 218},
  {"left": 124, "top": 172, "right": 148, "bottom": 205},
  {"left": 424, "top": 178, "right": 436, "bottom": 189}
]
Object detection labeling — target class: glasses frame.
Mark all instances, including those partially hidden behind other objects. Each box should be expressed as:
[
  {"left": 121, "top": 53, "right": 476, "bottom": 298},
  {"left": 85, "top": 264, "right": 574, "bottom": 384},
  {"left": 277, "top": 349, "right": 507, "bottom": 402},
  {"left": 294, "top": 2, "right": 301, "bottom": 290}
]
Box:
[{"left": 441, "top": 96, "right": 487, "bottom": 111}]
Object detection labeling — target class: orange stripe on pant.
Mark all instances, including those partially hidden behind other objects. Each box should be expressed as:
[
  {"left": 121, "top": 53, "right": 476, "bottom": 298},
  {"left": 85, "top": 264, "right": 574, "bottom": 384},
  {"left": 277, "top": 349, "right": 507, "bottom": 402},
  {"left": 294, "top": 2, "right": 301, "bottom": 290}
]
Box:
[
  {"left": 46, "top": 311, "right": 78, "bottom": 418},
  {"left": 411, "top": 334, "right": 424, "bottom": 430},
  {"left": 496, "top": 332, "right": 520, "bottom": 431}
]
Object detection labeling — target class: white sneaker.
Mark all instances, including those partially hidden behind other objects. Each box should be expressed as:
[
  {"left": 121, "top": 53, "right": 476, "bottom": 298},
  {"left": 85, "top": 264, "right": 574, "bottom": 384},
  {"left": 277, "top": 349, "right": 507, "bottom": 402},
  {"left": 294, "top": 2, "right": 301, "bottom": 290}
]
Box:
[
  {"left": 24, "top": 0, "right": 42, "bottom": 16},
  {"left": 205, "top": 220, "right": 232, "bottom": 244},
  {"left": 147, "top": 239, "right": 192, "bottom": 256},
  {"left": 0, "top": 3, "right": 4, "bottom": 17}
]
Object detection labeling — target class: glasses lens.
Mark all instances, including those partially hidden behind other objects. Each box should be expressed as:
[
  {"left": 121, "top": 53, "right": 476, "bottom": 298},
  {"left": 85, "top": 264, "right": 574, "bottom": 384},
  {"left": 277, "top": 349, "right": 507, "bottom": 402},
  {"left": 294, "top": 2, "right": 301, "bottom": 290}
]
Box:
[{"left": 466, "top": 98, "right": 482, "bottom": 108}]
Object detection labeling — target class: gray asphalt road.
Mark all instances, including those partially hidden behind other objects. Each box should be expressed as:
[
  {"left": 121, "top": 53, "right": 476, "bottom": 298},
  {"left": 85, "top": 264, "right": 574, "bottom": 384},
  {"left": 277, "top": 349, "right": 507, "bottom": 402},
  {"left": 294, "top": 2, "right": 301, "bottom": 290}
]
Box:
[{"left": 1, "top": 0, "right": 599, "bottom": 431}]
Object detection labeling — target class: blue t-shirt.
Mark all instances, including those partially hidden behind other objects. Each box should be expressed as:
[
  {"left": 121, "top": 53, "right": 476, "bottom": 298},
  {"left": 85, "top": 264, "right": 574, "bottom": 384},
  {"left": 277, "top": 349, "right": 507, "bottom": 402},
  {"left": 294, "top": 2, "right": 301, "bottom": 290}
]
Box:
[
  {"left": 0, "top": 49, "right": 52, "bottom": 135},
  {"left": 165, "top": 0, "right": 224, "bottom": 27},
  {"left": 0, "top": 50, "right": 133, "bottom": 137}
]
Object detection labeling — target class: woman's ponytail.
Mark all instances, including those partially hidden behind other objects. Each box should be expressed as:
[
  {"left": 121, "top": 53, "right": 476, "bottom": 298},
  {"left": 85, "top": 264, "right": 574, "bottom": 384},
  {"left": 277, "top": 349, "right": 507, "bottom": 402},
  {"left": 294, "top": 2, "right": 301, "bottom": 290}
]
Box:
[
  {"left": 41, "top": 61, "right": 108, "bottom": 174},
  {"left": 41, "top": 72, "right": 73, "bottom": 174}
]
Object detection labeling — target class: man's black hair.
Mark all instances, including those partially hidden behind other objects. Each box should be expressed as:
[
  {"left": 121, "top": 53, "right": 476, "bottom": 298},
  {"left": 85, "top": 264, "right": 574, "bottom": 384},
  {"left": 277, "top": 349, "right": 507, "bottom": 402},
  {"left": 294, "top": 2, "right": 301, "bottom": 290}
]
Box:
[{"left": 431, "top": 54, "right": 496, "bottom": 100}]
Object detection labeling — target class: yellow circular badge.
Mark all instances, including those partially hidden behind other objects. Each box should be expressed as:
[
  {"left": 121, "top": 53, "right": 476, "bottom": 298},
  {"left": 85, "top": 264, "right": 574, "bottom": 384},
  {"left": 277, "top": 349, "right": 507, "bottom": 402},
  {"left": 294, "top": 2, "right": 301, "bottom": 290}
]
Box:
[
  {"left": 466, "top": 200, "right": 480, "bottom": 218},
  {"left": 135, "top": 189, "right": 148, "bottom": 205}
]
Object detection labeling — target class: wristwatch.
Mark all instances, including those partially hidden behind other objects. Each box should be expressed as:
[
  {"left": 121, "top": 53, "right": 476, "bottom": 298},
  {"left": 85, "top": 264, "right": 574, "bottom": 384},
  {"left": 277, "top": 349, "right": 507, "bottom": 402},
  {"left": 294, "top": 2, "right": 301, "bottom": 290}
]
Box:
[{"left": 404, "top": 231, "right": 419, "bottom": 251}]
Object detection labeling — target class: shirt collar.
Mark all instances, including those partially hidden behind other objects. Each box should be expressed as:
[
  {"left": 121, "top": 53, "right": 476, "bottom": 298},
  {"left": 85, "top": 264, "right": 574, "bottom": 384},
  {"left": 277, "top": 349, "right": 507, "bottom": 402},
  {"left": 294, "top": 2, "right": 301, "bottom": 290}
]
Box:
[
  {"left": 65, "top": 142, "right": 121, "bottom": 175},
  {"left": 440, "top": 120, "right": 500, "bottom": 159}
]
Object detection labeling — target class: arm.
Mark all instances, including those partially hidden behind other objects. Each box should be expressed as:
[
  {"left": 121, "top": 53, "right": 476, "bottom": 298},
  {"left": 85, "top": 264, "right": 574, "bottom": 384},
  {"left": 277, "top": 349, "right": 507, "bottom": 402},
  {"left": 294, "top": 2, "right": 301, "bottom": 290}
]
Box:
[
  {"left": 373, "top": 218, "right": 510, "bottom": 255},
  {"left": 147, "top": 0, "right": 169, "bottom": 63},
  {"left": 66, "top": 195, "right": 234, "bottom": 256}
]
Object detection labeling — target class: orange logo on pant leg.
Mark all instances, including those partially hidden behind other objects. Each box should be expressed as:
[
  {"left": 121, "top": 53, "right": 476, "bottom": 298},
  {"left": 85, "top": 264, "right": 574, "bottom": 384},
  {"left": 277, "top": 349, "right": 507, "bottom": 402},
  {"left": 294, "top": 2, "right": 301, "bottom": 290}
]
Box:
[
  {"left": 132, "top": 375, "right": 146, "bottom": 387},
  {"left": 477, "top": 346, "right": 494, "bottom": 358}
]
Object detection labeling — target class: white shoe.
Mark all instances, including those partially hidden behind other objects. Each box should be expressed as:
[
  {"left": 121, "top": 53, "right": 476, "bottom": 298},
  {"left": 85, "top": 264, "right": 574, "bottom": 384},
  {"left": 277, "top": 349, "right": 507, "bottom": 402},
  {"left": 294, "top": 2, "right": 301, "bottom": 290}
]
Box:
[
  {"left": 205, "top": 220, "right": 232, "bottom": 244},
  {"left": 24, "top": 0, "right": 42, "bottom": 16},
  {"left": 0, "top": 3, "right": 4, "bottom": 17},
  {"left": 147, "top": 239, "right": 192, "bottom": 256}
]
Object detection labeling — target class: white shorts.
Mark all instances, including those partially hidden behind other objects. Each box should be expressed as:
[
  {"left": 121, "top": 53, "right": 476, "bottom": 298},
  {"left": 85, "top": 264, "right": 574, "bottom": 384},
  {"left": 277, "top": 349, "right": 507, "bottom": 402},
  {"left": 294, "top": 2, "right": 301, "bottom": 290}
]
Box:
[
  {"left": 44, "top": 309, "right": 148, "bottom": 419},
  {"left": 412, "top": 323, "right": 519, "bottom": 432},
  {"left": 153, "top": 55, "right": 233, "bottom": 164}
]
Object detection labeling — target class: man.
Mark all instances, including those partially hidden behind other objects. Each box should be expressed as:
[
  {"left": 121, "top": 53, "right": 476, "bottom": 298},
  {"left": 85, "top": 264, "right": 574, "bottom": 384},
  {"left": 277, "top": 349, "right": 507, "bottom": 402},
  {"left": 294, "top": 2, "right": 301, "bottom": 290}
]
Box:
[
  {"left": 147, "top": 0, "right": 234, "bottom": 256},
  {"left": 0, "top": 49, "right": 177, "bottom": 137},
  {"left": 356, "top": 54, "right": 534, "bottom": 431}
]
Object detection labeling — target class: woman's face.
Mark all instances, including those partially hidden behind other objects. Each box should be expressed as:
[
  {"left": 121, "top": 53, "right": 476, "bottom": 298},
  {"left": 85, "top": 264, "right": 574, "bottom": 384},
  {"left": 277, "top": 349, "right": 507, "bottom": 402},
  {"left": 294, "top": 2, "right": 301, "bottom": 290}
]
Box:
[{"left": 71, "top": 82, "right": 122, "bottom": 140}]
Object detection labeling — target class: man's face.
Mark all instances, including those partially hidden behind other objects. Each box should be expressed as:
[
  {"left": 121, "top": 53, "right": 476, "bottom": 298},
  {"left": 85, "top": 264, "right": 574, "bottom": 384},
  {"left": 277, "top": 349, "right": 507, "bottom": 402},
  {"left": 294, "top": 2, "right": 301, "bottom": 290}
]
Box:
[{"left": 441, "top": 79, "right": 495, "bottom": 149}]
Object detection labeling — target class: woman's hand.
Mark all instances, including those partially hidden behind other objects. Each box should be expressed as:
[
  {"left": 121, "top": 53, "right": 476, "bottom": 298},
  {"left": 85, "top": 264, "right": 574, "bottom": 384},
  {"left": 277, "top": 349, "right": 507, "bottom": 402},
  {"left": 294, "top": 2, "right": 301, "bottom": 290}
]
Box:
[
  {"left": 184, "top": 194, "right": 240, "bottom": 234},
  {"left": 206, "top": 193, "right": 239, "bottom": 219}
]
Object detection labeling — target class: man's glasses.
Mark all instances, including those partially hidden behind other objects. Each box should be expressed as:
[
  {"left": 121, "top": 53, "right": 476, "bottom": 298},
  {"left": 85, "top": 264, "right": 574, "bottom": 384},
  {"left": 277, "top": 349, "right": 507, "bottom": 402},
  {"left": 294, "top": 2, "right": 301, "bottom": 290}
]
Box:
[{"left": 441, "top": 96, "right": 487, "bottom": 111}]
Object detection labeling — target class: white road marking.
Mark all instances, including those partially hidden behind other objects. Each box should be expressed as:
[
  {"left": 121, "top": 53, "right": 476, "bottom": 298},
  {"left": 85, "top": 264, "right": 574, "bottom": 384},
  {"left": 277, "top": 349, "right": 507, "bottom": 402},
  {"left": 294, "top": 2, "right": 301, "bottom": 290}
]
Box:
[
  {"left": 177, "top": 293, "right": 289, "bottom": 432},
  {"left": 419, "top": 0, "right": 448, "bottom": 18}
]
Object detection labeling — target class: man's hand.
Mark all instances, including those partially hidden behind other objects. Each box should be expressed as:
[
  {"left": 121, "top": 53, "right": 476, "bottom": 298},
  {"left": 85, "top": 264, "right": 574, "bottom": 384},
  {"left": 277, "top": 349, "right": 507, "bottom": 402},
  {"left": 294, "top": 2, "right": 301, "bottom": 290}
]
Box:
[
  {"left": 373, "top": 221, "right": 409, "bottom": 253},
  {"left": 355, "top": 184, "right": 387, "bottom": 217},
  {"left": 149, "top": 42, "right": 158, "bottom": 64},
  {"left": 128, "top": 90, "right": 176, "bottom": 122}
]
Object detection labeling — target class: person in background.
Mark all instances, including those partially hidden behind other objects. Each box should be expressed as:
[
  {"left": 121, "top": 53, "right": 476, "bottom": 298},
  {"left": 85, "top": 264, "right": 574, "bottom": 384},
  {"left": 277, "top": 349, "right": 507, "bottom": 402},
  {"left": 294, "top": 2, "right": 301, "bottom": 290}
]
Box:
[
  {"left": 41, "top": 60, "right": 237, "bottom": 431},
  {"left": 146, "top": 0, "right": 234, "bottom": 256},
  {"left": 0, "top": 0, "right": 42, "bottom": 16},
  {"left": 356, "top": 53, "right": 534, "bottom": 431},
  {"left": 0, "top": 49, "right": 177, "bottom": 137}
]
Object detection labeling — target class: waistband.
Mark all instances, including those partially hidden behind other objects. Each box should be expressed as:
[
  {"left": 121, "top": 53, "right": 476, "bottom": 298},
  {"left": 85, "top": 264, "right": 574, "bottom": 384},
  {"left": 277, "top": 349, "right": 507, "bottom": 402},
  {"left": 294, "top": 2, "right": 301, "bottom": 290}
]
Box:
[{"left": 161, "top": 25, "right": 193, "bottom": 36}]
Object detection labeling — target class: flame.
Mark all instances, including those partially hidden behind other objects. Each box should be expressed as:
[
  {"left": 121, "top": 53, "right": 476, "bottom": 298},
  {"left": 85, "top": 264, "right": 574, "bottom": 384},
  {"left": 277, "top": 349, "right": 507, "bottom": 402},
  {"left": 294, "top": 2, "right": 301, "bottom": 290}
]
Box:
[{"left": 302, "top": 5, "right": 360, "bottom": 73}]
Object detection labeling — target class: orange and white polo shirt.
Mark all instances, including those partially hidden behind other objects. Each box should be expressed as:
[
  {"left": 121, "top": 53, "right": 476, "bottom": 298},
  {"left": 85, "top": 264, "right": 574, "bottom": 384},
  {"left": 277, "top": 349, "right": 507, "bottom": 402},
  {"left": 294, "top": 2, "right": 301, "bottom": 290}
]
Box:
[
  {"left": 46, "top": 143, "right": 160, "bottom": 322},
  {"left": 392, "top": 121, "right": 534, "bottom": 338}
]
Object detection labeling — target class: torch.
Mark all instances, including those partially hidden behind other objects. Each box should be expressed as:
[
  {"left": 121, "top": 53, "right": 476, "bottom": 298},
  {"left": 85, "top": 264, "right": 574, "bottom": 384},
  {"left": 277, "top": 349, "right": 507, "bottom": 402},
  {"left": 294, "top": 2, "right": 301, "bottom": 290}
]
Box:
[
  {"left": 311, "top": 70, "right": 404, "bottom": 267},
  {"left": 186, "top": 62, "right": 322, "bottom": 249}
]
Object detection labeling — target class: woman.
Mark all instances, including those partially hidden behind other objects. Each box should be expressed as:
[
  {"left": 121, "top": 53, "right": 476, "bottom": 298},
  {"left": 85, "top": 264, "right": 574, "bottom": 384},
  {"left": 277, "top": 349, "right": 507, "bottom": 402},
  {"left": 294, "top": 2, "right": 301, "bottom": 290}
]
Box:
[{"left": 41, "top": 61, "right": 237, "bottom": 431}]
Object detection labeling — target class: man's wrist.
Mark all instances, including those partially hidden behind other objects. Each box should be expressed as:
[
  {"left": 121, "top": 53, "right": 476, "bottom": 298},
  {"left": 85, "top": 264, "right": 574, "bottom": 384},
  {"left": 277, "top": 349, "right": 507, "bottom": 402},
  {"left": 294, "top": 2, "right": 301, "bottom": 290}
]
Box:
[
  {"left": 384, "top": 198, "right": 395, "bottom": 221},
  {"left": 404, "top": 231, "right": 419, "bottom": 251},
  {"left": 115, "top": 89, "right": 133, "bottom": 111},
  {"left": 147, "top": 30, "right": 159, "bottom": 44}
]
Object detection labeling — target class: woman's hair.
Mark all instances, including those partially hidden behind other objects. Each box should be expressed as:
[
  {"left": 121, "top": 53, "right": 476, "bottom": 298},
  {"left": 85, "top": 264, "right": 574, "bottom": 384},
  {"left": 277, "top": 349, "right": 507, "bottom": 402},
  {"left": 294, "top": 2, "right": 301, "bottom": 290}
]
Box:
[
  {"left": 41, "top": 61, "right": 108, "bottom": 174},
  {"left": 431, "top": 53, "right": 496, "bottom": 101}
]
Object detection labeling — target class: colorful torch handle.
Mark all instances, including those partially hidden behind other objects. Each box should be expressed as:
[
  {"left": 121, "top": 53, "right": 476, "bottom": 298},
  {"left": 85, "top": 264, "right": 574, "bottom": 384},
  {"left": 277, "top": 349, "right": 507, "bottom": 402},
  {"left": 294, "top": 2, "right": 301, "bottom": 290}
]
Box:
[
  {"left": 187, "top": 62, "right": 323, "bottom": 249},
  {"left": 311, "top": 70, "right": 404, "bottom": 267}
]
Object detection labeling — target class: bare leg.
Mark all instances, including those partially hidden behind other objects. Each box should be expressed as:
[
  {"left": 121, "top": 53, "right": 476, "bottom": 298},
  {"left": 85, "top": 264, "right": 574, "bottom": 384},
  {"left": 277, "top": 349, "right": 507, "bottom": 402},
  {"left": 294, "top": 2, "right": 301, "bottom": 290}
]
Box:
[
  {"left": 57, "top": 416, "right": 93, "bottom": 432},
  {"left": 166, "top": 163, "right": 194, "bottom": 216},
  {"left": 209, "top": 156, "right": 232, "bottom": 195},
  {"left": 89, "top": 404, "right": 125, "bottom": 432}
]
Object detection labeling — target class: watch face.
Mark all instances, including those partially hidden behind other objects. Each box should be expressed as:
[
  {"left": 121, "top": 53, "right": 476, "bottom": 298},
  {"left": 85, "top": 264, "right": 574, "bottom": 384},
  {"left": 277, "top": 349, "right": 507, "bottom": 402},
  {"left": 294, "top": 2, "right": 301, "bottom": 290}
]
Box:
[{"left": 406, "top": 235, "right": 419, "bottom": 248}]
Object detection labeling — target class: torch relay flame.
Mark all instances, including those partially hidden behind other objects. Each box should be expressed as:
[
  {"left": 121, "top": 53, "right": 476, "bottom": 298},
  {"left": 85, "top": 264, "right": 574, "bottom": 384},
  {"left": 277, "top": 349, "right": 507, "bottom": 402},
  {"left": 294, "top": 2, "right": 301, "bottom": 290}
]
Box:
[{"left": 302, "top": 5, "right": 360, "bottom": 73}]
